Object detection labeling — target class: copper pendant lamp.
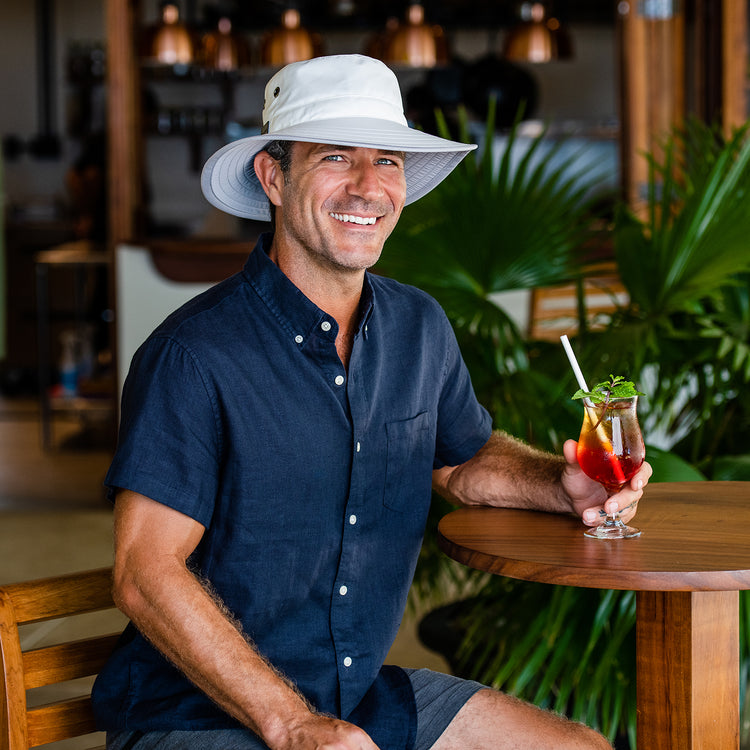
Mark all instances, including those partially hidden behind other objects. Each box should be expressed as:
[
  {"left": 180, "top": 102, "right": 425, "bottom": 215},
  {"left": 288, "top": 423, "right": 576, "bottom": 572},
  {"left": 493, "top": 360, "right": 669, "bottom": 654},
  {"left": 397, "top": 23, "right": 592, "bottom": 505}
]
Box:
[
  {"left": 503, "top": 2, "right": 573, "bottom": 63},
  {"left": 260, "top": 8, "right": 323, "bottom": 66},
  {"left": 201, "top": 17, "right": 250, "bottom": 71},
  {"left": 383, "top": 3, "right": 449, "bottom": 68},
  {"left": 151, "top": 2, "right": 194, "bottom": 65}
]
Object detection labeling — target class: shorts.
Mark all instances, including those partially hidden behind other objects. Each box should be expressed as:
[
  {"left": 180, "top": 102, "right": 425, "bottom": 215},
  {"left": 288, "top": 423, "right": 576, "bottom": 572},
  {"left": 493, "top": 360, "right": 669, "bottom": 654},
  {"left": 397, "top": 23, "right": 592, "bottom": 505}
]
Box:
[{"left": 106, "top": 668, "right": 486, "bottom": 750}]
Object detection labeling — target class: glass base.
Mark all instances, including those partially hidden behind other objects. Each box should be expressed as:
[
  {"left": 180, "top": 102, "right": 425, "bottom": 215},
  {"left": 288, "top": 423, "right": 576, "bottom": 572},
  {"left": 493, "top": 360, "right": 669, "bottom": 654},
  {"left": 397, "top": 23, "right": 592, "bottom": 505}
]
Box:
[{"left": 584, "top": 518, "right": 641, "bottom": 539}]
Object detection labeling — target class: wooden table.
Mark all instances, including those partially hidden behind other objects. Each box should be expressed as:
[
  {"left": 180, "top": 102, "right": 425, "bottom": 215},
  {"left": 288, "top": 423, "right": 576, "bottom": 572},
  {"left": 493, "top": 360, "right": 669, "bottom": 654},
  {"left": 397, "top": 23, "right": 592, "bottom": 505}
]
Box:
[{"left": 437, "top": 481, "right": 750, "bottom": 749}]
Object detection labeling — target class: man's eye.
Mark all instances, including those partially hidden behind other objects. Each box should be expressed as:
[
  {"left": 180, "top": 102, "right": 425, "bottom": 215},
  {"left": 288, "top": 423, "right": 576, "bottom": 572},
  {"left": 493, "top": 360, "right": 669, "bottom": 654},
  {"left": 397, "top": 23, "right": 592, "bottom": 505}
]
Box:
[{"left": 323, "top": 154, "right": 344, "bottom": 162}]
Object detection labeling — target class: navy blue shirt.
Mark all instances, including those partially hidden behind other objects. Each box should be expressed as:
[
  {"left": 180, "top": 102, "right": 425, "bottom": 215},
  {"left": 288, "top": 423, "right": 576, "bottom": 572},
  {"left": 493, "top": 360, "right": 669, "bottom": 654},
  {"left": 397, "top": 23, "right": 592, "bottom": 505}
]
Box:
[{"left": 93, "top": 233, "right": 492, "bottom": 739}]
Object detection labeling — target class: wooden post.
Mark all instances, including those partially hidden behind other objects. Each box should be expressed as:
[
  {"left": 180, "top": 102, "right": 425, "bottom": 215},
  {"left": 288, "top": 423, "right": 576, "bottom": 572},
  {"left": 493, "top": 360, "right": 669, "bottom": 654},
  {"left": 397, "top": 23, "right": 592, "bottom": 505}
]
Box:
[
  {"left": 617, "top": 0, "right": 686, "bottom": 213},
  {"left": 721, "top": 0, "right": 748, "bottom": 135},
  {"left": 636, "top": 590, "right": 740, "bottom": 749},
  {"left": 106, "top": 0, "right": 142, "bottom": 248}
]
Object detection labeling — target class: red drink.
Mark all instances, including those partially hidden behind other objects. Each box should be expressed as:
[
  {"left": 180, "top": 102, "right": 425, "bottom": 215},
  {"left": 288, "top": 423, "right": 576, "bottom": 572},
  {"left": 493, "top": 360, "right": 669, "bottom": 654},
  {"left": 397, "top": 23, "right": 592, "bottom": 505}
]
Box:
[
  {"left": 577, "top": 444, "right": 643, "bottom": 492},
  {"left": 577, "top": 398, "right": 645, "bottom": 495}
]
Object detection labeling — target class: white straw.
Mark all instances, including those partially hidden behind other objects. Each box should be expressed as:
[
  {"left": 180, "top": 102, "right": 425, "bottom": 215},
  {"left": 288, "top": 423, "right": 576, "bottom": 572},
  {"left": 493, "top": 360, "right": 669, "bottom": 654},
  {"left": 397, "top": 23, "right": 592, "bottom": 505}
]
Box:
[{"left": 560, "top": 334, "right": 590, "bottom": 393}]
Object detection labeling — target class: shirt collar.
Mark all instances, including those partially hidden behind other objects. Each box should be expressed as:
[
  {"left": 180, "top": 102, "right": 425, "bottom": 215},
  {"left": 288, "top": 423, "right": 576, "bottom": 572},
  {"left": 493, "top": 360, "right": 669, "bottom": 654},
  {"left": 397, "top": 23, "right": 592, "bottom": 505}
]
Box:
[{"left": 244, "top": 232, "right": 375, "bottom": 342}]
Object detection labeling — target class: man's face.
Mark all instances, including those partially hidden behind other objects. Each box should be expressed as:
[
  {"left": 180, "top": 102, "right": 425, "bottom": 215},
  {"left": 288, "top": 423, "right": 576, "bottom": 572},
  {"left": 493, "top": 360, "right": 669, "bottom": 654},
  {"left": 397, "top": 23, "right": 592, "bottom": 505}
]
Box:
[{"left": 273, "top": 142, "right": 407, "bottom": 274}]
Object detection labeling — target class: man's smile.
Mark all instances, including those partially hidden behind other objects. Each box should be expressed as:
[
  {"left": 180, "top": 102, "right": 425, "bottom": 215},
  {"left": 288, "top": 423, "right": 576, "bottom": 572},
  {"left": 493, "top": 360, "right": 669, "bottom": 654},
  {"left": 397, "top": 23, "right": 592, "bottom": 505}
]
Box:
[{"left": 329, "top": 212, "right": 378, "bottom": 225}]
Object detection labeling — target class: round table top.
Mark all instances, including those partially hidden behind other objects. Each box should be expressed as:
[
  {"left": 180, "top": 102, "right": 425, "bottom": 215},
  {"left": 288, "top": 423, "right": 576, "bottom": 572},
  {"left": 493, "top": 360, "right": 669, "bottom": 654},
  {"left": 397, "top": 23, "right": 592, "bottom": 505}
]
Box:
[{"left": 437, "top": 481, "right": 750, "bottom": 591}]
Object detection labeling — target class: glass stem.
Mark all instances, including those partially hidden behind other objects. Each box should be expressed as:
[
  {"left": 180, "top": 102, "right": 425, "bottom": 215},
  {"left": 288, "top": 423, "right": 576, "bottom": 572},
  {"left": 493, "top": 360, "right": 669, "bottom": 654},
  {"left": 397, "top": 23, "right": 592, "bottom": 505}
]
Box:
[{"left": 606, "top": 488, "right": 620, "bottom": 526}]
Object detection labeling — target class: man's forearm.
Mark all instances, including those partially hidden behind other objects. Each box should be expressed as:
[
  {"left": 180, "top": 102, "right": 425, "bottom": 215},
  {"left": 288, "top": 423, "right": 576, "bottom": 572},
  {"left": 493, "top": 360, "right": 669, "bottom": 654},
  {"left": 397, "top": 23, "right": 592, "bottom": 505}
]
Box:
[
  {"left": 432, "top": 431, "right": 572, "bottom": 513},
  {"left": 113, "top": 557, "right": 312, "bottom": 747}
]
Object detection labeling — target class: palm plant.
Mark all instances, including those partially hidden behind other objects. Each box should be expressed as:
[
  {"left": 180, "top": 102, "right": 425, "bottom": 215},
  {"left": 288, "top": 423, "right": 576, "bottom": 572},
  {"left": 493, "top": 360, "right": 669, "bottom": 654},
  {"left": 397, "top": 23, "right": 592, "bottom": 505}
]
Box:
[
  {"left": 453, "top": 583, "right": 637, "bottom": 746},
  {"left": 579, "top": 119, "right": 750, "bottom": 472}
]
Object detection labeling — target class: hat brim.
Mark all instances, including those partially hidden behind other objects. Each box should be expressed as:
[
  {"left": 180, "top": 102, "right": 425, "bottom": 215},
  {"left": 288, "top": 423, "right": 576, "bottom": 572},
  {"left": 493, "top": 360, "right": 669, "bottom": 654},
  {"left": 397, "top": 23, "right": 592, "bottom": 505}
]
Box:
[{"left": 201, "top": 117, "right": 477, "bottom": 222}]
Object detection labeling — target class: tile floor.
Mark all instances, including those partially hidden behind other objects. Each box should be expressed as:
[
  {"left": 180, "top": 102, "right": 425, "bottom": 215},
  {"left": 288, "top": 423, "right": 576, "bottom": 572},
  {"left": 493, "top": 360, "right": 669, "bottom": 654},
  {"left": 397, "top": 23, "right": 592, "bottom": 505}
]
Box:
[{"left": 0, "top": 397, "right": 114, "bottom": 583}]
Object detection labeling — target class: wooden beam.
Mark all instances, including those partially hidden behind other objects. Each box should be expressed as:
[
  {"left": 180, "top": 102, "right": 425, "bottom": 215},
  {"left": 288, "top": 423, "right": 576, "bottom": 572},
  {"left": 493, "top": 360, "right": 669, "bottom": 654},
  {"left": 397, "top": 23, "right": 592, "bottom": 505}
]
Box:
[
  {"left": 722, "top": 0, "right": 748, "bottom": 135},
  {"left": 617, "top": 1, "right": 686, "bottom": 212},
  {"left": 106, "top": 0, "right": 141, "bottom": 248}
]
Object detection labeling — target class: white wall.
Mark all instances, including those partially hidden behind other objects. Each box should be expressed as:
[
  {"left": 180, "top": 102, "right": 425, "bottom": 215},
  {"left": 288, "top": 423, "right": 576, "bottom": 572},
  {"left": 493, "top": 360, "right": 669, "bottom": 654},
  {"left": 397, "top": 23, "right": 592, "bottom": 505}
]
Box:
[{"left": 115, "top": 244, "right": 213, "bottom": 395}]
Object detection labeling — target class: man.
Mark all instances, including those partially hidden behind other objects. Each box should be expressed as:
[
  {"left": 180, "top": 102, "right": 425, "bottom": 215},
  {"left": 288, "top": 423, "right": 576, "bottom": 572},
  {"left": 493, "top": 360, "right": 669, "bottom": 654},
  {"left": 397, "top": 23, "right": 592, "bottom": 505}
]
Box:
[{"left": 93, "top": 54, "right": 650, "bottom": 749}]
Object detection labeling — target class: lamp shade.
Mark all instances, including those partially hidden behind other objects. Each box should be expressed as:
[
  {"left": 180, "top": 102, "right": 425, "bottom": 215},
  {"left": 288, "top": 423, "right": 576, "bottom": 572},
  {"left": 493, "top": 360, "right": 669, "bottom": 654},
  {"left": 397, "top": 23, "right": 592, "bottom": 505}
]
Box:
[
  {"left": 383, "top": 3, "right": 449, "bottom": 68},
  {"left": 201, "top": 17, "right": 250, "bottom": 71},
  {"left": 503, "top": 2, "right": 572, "bottom": 63},
  {"left": 151, "top": 3, "right": 193, "bottom": 65},
  {"left": 260, "top": 9, "right": 322, "bottom": 66}
]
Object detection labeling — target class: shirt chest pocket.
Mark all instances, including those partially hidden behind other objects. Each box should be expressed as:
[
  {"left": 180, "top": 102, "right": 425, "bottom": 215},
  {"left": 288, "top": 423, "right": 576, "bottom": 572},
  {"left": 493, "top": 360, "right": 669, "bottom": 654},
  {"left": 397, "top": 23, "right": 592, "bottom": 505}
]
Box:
[{"left": 383, "top": 411, "right": 435, "bottom": 512}]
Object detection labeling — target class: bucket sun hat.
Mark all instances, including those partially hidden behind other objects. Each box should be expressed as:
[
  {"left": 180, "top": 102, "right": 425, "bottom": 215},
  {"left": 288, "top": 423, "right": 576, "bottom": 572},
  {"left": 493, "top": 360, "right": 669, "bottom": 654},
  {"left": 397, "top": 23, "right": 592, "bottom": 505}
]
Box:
[{"left": 201, "top": 54, "right": 477, "bottom": 222}]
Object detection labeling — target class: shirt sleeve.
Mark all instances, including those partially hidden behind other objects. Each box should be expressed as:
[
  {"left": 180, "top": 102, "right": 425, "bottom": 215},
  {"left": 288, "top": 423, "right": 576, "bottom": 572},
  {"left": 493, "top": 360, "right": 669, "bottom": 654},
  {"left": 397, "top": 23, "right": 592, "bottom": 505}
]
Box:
[
  {"left": 432, "top": 311, "right": 493, "bottom": 469},
  {"left": 105, "top": 334, "right": 222, "bottom": 528}
]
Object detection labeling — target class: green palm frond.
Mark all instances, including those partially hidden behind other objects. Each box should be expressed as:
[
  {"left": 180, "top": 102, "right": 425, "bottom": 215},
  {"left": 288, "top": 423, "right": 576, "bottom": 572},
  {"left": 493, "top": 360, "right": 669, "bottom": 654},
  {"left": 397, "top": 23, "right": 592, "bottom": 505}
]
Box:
[
  {"left": 451, "top": 581, "right": 636, "bottom": 743},
  {"left": 378, "top": 100, "right": 608, "bottom": 366},
  {"left": 615, "top": 121, "right": 750, "bottom": 319},
  {"left": 697, "top": 274, "right": 750, "bottom": 382}
]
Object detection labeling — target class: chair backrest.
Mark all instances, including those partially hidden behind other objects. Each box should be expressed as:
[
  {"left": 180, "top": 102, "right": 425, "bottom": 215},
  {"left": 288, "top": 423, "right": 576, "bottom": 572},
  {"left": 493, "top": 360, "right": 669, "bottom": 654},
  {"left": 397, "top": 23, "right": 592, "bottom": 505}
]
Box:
[
  {"left": 528, "top": 262, "right": 629, "bottom": 342},
  {"left": 0, "top": 567, "right": 120, "bottom": 750}
]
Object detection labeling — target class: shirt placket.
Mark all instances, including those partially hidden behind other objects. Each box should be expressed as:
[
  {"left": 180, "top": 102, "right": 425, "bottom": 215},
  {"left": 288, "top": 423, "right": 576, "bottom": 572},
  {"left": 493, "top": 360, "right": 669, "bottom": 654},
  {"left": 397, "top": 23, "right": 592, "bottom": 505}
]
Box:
[{"left": 330, "top": 324, "right": 370, "bottom": 716}]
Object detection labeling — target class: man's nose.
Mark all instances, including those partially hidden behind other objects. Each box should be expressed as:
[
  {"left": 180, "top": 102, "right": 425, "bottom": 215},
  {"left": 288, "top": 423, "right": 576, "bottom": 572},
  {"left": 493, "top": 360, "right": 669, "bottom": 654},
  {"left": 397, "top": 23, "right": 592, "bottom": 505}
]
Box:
[{"left": 347, "top": 161, "right": 384, "bottom": 199}]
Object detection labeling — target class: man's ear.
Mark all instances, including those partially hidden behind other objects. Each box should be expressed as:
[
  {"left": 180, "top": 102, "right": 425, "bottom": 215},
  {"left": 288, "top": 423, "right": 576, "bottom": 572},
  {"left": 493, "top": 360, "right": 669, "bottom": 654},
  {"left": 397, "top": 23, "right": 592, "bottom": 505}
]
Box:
[{"left": 253, "top": 150, "right": 284, "bottom": 209}]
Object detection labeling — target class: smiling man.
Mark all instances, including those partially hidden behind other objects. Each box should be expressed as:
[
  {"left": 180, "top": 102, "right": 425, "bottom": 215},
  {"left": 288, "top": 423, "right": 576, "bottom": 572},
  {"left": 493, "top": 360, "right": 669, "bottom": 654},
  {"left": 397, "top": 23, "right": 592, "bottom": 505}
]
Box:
[{"left": 93, "top": 55, "right": 649, "bottom": 750}]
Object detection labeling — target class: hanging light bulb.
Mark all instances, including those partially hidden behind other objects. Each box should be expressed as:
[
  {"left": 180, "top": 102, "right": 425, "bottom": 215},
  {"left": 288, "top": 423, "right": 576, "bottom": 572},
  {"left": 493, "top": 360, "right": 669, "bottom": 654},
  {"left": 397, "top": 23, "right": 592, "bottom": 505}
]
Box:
[
  {"left": 151, "top": 2, "right": 193, "bottom": 65},
  {"left": 503, "top": 2, "right": 573, "bottom": 63},
  {"left": 260, "top": 8, "right": 323, "bottom": 66},
  {"left": 383, "top": 3, "right": 449, "bottom": 68}
]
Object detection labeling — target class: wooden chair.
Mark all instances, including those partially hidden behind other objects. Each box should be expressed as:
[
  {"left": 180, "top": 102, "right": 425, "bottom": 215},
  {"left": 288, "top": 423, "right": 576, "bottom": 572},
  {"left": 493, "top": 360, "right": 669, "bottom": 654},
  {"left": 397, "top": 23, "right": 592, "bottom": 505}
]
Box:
[
  {"left": 0, "top": 567, "right": 120, "bottom": 749},
  {"left": 527, "top": 262, "right": 629, "bottom": 342}
]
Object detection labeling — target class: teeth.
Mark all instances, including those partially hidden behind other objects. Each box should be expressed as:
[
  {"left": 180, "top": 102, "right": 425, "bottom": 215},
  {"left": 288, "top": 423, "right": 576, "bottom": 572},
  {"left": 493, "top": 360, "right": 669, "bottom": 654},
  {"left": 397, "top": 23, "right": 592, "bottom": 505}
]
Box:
[{"left": 330, "top": 212, "right": 377, "bottom": 225}]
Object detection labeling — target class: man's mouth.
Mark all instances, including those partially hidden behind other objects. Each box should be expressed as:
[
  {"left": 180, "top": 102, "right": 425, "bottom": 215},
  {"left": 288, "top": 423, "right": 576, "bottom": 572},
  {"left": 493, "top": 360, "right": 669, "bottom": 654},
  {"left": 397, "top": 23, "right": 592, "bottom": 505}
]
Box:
[{"left": 329, "top": 212, "right": 378, "bottom": 226}]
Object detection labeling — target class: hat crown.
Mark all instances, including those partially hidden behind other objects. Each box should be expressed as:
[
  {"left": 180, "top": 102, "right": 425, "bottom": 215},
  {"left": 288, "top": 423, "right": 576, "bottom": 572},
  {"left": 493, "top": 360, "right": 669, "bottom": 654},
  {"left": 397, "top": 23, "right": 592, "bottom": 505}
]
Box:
[{"left": 262, "top": 54, "right": 408, "bottom": 134}]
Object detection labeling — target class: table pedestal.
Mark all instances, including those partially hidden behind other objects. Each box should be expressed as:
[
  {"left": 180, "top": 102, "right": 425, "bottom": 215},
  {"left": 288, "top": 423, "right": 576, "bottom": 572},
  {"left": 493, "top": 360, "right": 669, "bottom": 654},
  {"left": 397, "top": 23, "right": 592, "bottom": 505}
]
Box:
[{"left": 636, "top": 590, "right": 739, "bottom": 749}]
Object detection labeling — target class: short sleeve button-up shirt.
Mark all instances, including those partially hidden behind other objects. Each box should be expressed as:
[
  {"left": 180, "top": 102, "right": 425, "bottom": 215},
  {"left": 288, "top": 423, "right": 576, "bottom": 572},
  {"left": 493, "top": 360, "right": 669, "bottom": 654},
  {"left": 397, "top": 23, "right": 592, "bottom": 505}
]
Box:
[{"left": 93, "top": 233, "right": 492, "bottom": 736}]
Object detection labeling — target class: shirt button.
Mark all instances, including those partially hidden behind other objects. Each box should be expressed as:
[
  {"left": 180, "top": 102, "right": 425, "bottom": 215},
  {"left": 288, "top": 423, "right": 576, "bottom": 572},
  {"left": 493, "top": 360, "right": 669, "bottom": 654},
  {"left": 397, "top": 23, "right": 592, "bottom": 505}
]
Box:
[
  {"left": 339, "top": 585, "right": 348, "bottom": 596},
  {"left": 349, "top": 514, "right": 357, "bottom": 525},
  {"left": 294, "top": 335, "right": 303, "bottom": 344},
  {"left": 334, "top": 375, "right": 345, "bottom": 386},
  {"left": 343, "top": 656, "right": 352, "bottom": 667},
  {"left": 321, "top": 321, "right": 332, "bottom": 332},
  {"left": 356, "top": 442, "right": 361, "bottom": 453}
]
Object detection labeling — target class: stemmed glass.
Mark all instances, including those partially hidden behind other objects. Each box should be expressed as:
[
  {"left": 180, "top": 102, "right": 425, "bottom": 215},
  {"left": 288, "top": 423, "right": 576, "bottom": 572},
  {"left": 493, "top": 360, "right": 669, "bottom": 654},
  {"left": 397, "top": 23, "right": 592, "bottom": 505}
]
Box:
[{"left": 577, "top": 396, "right": 645, "bottom": 539}]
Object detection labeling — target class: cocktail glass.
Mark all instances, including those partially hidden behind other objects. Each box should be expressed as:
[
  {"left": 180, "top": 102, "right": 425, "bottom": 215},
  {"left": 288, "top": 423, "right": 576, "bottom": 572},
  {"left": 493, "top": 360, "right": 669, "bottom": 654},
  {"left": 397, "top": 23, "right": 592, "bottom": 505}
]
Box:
[{"left": 577, "top": 396, "right": 645, "bottom": 539}]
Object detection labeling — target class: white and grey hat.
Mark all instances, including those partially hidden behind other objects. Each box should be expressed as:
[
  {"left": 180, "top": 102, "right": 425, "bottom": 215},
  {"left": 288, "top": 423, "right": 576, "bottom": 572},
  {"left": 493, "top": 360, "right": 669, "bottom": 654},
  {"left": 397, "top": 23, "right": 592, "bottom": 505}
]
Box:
[{"left": 200, "top": 54, "right": 477, "bottom": 222}]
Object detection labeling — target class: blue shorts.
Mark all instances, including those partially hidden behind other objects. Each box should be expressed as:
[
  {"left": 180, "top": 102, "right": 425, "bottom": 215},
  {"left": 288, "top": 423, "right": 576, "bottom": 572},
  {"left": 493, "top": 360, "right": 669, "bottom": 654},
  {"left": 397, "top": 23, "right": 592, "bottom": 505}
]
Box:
[{"left": 106, "top": 668, "right": 486, "bottom": 750}]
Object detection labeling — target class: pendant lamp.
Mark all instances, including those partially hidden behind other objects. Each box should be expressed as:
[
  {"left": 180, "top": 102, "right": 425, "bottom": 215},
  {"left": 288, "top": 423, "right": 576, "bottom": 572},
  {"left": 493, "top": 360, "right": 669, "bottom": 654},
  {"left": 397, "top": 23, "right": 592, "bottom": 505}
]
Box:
[
  {"left": 260, "top": 8, "right": 322, "bottom": 66},
  {"left": 151, "top": 3, "right": 193, "bottom": 65},
  {"left": 201, "top": 16, "right": 250, "bottom": 71},
  {"left": 383, "top": 3, "right": 449, "bottom": 68},
  {"left": 503, "top": 2, "right": 573, "bottom": 63}
]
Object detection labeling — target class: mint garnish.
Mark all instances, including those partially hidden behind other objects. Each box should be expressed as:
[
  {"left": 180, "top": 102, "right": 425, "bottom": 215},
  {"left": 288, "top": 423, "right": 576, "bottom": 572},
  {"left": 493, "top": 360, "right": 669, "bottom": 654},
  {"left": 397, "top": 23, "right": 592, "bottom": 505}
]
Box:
[{"left": 572, "top": 374, "right": 644, "bottom": 405}]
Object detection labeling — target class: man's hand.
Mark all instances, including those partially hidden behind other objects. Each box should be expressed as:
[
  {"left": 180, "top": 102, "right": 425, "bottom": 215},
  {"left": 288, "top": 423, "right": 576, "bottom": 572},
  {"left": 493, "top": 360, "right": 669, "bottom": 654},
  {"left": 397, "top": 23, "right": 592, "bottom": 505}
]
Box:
[
  {"left": 278, "top": 713, "right": 379, "bottom": 750},
  {"left": 561, "top": 439, "right": 652, "bottom": 526}
]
